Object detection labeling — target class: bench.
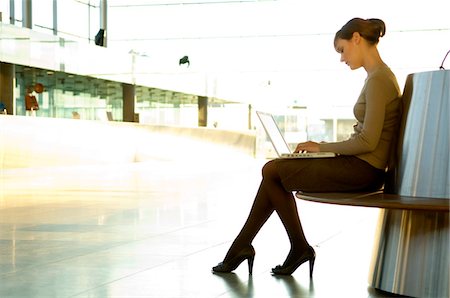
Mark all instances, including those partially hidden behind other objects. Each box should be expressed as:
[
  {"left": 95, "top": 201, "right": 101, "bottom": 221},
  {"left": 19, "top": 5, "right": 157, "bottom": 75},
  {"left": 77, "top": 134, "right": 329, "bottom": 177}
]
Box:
[{"left": 296, "top": 70, "right": 449, "bottom": 298}]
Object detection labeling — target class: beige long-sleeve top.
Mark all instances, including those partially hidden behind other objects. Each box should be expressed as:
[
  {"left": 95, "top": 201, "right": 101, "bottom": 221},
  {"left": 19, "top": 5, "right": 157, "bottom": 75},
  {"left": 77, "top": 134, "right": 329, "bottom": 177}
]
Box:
[{"left": 319, "top": 66, "right": 402, "bottom": 169}]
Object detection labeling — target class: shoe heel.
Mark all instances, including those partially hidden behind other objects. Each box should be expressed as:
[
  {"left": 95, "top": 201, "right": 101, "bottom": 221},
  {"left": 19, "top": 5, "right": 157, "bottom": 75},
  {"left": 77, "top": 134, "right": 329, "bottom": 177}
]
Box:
[
  {"left": 309, "top": 256, "right": 315, "bottom": 278},
  {"left": 248, "top": 255, "right": 255, "bottom": 275}
]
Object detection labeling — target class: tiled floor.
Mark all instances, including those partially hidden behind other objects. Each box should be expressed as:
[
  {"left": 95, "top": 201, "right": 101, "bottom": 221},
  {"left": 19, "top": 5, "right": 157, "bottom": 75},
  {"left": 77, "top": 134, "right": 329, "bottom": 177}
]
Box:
[{"left": 1, "top": 155, "right": 404, "bottom": 297}]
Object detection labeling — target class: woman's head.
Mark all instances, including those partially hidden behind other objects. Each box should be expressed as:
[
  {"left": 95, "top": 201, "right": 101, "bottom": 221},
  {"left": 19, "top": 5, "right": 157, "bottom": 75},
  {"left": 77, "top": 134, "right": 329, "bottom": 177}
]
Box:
[
  {"left": 334, "top": 18, "right": 386, "bottom": 49},
  {"left": 334, "top": 18, "right": 386, "bottom": 71}
]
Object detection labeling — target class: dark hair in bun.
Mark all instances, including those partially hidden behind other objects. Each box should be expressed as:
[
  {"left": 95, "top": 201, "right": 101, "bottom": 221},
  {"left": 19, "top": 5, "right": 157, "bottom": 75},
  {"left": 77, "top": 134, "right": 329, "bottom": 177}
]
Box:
[{"left": 334, "top": 18, "right": 386, "bottom": 47}]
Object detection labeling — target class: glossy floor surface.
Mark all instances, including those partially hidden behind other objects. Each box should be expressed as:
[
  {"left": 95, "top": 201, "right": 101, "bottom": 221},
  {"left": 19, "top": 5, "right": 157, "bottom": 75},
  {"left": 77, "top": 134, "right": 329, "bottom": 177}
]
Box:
[{"left": 1, "top": 156, "right": 404, "bottom": 297}]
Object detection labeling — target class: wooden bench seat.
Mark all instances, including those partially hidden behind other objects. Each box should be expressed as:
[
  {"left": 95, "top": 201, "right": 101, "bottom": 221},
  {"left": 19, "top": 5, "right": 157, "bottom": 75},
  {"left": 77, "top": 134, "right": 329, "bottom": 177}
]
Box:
[{"left": 296, "top": 191, "right": 450, "bottom": 211}]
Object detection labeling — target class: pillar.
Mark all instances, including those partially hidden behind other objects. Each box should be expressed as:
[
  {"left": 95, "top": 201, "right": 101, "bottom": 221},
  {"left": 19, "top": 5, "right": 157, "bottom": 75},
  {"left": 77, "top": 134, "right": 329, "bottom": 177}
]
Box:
[
  {"left": 9, "top": 0, "right": 15, "bottom": 25},
  {"left": 99, "top": 0, "right": 107, "bottom": 47},
  {"left": 52, "top": 0, "right": 57, "bottom": 35},
  {"left": 198, "top": 96, "right": 207, "bottom": 127},
  {"left": 0, "top": 62, "right": 15, "bottom": 114},
  {"left": 22, "top": 0, "right": 32, "bottom": 29},
  {"left": 248, "top": 104, "right": 252, "bottom": 130},
  {"left": 122, "top": 83, "right": 135, "bottom": 122}
]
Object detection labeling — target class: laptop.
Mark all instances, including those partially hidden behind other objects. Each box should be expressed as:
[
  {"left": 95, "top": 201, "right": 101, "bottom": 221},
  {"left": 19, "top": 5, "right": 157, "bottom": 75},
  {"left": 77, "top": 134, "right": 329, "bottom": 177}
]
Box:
[{"left": 256, "top": 111, "right": 336, "bottom": 159}]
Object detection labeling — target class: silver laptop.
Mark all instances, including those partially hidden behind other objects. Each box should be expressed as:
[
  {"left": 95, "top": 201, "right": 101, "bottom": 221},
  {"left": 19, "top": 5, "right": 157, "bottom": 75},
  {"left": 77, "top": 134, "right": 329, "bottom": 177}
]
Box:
[{"left": 256, "top": 111, "right": 336, "bottom": 159}]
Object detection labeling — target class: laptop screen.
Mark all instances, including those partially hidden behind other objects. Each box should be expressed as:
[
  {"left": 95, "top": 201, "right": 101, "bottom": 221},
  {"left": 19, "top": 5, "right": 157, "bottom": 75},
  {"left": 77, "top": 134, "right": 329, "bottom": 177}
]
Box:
[{"left": 256, "top": 111, "right": 292, "bottom": 156}]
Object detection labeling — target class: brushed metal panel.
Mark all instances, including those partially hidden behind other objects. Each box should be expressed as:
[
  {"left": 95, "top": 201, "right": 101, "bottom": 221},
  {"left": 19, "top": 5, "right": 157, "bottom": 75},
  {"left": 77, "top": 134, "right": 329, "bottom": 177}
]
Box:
[
  {"left": 370, "top": 70, "right": 449, "bottom": 298},
  {"left": 398, "top": 70, "right": 450, "bottom": 198}
]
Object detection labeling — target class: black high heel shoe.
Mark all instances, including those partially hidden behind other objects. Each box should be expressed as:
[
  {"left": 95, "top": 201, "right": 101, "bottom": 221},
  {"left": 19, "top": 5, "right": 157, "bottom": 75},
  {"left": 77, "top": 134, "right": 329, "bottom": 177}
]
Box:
[
  {"left": 212, "top": 245, "right": 255, "bottom": 274},
  {"left": 271, "top": 246, "right": 316, "bottom": 277}
]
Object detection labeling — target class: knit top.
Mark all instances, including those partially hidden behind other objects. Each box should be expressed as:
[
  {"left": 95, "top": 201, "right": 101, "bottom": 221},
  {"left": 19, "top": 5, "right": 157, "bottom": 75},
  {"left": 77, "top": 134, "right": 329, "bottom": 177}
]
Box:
[{"left": 319, "top": 66, "right": 402, "bottom": 169}]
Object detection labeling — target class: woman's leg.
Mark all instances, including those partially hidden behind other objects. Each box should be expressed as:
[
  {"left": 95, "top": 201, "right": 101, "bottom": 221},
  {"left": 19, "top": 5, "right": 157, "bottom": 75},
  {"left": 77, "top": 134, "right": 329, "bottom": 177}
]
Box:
[{"left": 223, "top": 159, "right": 309, "bottom": 265}]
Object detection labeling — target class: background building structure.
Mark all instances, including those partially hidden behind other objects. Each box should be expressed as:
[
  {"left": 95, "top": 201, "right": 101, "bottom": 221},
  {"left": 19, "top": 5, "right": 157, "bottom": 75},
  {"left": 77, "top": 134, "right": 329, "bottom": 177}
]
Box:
[{"left": 0, "top": 0, "right": 449, "bottom": 145}]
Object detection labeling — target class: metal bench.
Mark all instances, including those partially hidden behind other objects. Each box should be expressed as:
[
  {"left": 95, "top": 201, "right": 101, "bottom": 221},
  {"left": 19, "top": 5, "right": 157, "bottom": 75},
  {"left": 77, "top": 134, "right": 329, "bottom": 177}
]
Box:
[{"left": 296, "top": 70, "right": 449, "bottom": 298}]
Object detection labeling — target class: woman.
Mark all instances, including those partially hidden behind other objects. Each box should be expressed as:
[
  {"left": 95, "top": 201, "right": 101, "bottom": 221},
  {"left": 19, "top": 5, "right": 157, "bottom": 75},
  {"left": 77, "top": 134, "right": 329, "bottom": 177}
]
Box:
[{"left": 212, "top": 18, "right": 402, "bottom": 276}]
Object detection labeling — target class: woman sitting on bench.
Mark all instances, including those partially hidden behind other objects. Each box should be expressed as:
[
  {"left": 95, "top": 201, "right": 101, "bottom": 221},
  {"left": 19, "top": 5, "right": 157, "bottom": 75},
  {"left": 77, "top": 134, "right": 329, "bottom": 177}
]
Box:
[{"left": 212, "top": 18, "right": 402, "bottom": 276}]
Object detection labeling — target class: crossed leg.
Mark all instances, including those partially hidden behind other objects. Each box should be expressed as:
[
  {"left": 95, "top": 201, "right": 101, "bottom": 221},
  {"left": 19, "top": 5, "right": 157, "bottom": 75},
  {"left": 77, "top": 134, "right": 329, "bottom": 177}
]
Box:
[{"left": 223, "top": 159, "right": 310, "bottom": 266}]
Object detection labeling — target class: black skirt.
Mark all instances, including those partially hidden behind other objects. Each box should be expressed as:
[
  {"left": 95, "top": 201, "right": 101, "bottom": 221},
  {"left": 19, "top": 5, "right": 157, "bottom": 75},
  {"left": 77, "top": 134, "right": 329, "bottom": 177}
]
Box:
[{"left": 272, "top": 156, "right": 385, "bottom": 193}]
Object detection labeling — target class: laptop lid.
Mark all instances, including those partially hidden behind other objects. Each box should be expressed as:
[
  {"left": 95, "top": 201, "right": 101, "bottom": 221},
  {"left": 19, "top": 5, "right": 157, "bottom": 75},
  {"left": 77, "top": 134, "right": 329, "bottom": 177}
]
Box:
[{"left": 256, "top": 111, "right": 292, "bottom": 156}]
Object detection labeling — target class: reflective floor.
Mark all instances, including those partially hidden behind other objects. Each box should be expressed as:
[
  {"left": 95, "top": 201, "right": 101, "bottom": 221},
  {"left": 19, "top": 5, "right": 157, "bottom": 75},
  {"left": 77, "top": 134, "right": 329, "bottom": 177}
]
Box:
[{"left": 0, "top": 156, "right": 403, "bottom": 297}]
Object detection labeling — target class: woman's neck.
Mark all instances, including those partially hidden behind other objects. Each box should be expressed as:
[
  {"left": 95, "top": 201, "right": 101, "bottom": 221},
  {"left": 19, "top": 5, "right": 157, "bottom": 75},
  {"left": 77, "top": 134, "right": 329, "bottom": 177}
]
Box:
[{"left": 364, "top": 48, "right": 385, "bottom": 75}]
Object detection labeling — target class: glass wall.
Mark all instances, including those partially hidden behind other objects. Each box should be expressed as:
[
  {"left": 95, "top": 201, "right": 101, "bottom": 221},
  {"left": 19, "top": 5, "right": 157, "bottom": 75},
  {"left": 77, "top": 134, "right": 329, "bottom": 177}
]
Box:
[
  {"left": 13, "top": 0, "right": 22, "bottom": 26},
  {"left": 14, "top": 65, "right": 123, "bottom": 121},
  {"left": 135, "top": 88, "right": 198, "bottom": 126},
  {"left": 31, "top": 0, "right": 53, "bottom": 35},
  {"left": 0, "top": 2, "right": 10, "bottom": 23},
  {"left": 57, "top": 0, "right": 99, "bottom": 43},
  {"left": 4, "top": 0, "right": 100, "bottom": 44}
]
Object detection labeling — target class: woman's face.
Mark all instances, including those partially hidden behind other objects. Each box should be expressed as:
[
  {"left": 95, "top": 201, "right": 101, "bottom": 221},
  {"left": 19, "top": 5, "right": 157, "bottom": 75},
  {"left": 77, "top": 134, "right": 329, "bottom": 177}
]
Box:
[{"left": 335, "top": 33, "right": 362, "bottom": 70}]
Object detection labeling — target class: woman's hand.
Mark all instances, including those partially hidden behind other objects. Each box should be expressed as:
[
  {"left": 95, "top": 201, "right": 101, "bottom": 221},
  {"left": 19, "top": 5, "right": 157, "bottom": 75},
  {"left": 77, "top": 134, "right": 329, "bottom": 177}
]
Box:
[{"left": 294, "top": 141, "right": 320, "bottom": 153}]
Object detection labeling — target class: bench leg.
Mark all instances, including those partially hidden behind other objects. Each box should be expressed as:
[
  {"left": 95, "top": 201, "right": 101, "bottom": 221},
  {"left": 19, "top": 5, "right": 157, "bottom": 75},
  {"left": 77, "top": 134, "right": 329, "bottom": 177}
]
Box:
[{"left": 369, "top": 209, "right": 449, "bottom": 298}]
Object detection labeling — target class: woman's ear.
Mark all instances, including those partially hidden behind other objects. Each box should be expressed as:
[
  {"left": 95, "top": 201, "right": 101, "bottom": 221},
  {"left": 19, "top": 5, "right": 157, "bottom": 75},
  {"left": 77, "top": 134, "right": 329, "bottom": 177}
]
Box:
[{"left": 352, "top": 32, "right": 361, "bottom": 45}]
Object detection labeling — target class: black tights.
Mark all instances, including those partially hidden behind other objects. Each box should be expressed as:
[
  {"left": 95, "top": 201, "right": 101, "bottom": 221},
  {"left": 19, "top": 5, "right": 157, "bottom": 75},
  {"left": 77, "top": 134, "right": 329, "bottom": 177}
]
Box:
[{"left": 224, "top": 159, "right": 310, "bottom": 265}]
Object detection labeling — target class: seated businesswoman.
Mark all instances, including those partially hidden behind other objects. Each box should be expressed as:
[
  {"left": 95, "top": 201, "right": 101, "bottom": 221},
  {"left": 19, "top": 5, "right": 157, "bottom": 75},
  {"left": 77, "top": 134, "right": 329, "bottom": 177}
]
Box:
[{"left": 212, "top": 18, "right": 402, "bottom": 276}]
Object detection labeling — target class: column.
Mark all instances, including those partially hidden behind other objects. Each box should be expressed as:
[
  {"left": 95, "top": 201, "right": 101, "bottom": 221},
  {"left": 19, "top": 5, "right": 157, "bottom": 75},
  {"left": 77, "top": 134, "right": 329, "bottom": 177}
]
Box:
[
  {"left": 52, "top": 0, "right": 57, "bottom": 35},
  {"left": 9, "top": 0, "right": 15, "bottom": 25},
  {"left": 99, "top": 0, "right": 107, "bottom": 47},
  {"left": 22, "top": 0, "right": 32, "bottom": 29},
  {"left": 198, "top": 96, "right": 207, "bottom": 127},
  {"left": 122, "top": 83, "right": 135, "bottom": 122},
  {"left": 0, "top": 62, "right": 15, "bottom": 114},
  {"left": 248, "top": 104, "right": 252, "bottom": 130}
]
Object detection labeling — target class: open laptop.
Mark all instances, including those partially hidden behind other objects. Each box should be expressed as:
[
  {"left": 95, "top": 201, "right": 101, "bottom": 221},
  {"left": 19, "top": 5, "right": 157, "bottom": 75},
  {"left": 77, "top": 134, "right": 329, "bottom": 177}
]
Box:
[{"left": 256, "top": 111, "right": 336, "bottom": 159}]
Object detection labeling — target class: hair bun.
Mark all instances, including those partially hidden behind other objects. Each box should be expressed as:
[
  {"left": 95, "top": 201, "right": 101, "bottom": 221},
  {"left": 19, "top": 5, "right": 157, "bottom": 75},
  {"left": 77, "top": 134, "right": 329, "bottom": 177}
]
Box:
[
  {"left": 368, "top": 18, "right": 386, "bottom": 38},
  {"left": 335, "top": 17, "right": 387, "bottom": 46}
]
